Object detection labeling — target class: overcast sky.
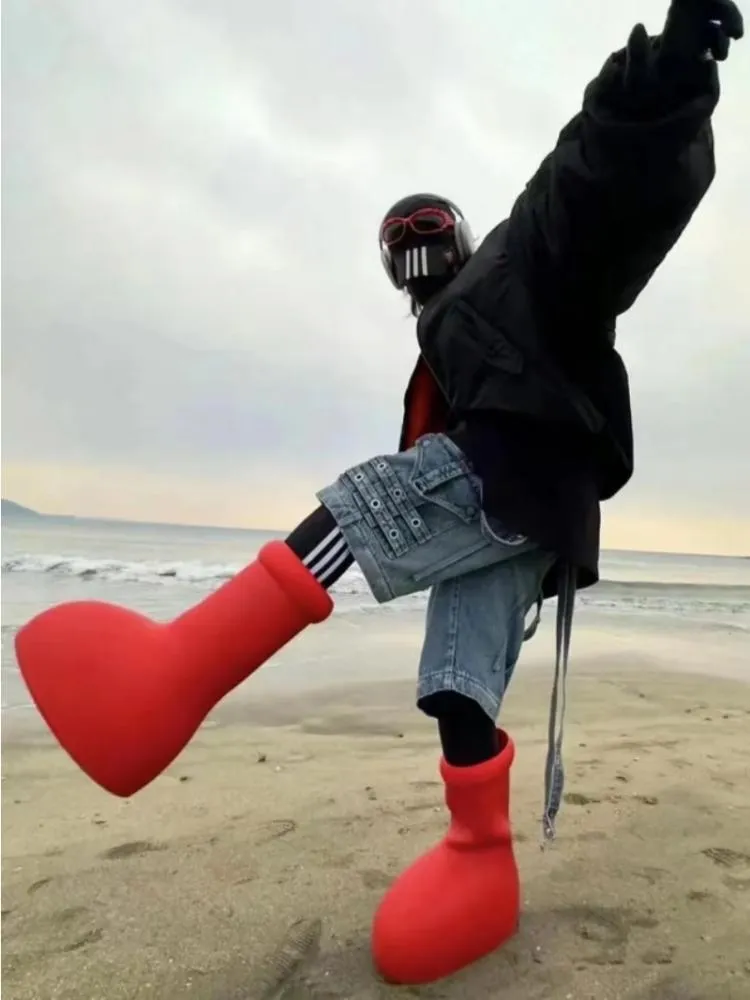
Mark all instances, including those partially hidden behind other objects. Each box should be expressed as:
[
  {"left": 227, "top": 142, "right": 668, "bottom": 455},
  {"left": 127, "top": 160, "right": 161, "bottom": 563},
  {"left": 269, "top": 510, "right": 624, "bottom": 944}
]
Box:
[{"left": 3, "top": 0, "right": 749, "bottom": 555}]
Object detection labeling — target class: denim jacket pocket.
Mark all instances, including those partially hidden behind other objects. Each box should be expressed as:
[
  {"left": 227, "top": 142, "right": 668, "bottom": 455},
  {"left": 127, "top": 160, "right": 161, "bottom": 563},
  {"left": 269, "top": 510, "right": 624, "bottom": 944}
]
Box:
[{"left": 408, "top": 435, "right": 482, "bottom": 525}]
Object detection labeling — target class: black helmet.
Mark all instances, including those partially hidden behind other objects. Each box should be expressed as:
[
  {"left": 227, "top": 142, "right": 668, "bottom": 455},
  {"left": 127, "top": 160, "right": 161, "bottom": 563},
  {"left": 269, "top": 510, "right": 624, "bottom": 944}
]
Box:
[{"left": 378, "top": 193, "right": 475, "bottom": 290}]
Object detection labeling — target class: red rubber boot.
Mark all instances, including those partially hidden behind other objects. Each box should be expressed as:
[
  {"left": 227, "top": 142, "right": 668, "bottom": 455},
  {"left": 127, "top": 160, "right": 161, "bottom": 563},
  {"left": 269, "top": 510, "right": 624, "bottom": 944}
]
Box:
[
  {"left": 371, "top": 730, "right": 520, "bottom": 984},
  {"left": 15, "top": 541, "right": 333, "bottom": 797}
]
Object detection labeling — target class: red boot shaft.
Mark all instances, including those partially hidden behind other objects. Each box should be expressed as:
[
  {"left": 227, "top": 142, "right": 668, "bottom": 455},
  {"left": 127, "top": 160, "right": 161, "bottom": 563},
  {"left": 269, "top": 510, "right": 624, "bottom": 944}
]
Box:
[{"left": 372, "top": 731, "right": 520, "bottom": 985}]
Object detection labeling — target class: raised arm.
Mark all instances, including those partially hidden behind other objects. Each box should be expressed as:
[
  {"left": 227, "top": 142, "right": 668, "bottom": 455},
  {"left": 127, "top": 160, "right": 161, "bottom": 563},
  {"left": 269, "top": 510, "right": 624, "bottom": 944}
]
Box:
[{"left": 507, "top": 1, "right": 743, "bottom": 325}]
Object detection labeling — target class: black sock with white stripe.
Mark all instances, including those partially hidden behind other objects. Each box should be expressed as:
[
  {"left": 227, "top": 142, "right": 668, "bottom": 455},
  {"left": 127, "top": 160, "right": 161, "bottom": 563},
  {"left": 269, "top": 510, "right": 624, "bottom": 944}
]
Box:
[{"left": 284, "top": 505, "right": 355, "bottom": 589}]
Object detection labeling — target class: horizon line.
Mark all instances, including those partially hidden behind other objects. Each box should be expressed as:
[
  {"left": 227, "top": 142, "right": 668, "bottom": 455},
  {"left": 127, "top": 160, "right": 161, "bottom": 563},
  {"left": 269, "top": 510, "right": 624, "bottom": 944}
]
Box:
[{"left": 3, "top": 504, "right": 747, "bottom": 562}]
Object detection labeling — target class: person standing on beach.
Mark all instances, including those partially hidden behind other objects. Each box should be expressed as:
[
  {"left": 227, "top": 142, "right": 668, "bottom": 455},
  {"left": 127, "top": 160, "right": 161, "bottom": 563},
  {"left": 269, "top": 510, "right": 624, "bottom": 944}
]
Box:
[
  {"left": 15, "top": 0, "right": 744, "bottom": 987},
  {"left": 277, "top": 0, "right": 743, "bottom": 981}
]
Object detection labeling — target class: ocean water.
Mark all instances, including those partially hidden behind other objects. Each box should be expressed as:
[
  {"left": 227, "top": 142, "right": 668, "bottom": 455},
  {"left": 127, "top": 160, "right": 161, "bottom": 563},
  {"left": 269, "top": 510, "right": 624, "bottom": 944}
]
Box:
[{"left": 3, "top": 515, "right": 750, "bottom": 712}]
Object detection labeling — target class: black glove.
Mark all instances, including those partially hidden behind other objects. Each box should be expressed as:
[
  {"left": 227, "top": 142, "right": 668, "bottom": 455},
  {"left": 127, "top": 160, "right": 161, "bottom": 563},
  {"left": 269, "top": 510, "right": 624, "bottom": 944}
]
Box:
[{"left": 661, "top": 0, "right": 744, "bottom": 63}]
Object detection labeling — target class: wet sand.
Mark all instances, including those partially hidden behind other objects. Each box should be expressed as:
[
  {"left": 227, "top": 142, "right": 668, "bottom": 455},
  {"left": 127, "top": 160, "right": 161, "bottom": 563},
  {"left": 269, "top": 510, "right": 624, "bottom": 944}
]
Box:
[{"left": 3, "top": 617, "right": 750, "bottom": 999}]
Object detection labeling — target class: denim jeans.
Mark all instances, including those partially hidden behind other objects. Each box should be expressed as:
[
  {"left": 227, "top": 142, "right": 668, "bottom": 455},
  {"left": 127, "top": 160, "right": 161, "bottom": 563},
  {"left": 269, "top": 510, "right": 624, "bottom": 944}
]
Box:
[
  {"left": 318, "top": 432, "right": 575, "bottom": 841},
  {"left": 317, "top": 433, "right": 555, "bottom": 720}
]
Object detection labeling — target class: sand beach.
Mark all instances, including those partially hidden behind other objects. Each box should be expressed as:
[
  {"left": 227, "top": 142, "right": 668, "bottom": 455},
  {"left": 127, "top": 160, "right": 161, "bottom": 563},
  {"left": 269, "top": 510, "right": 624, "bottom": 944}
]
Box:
[{"left": 3, "top": 611, "right": 750, "bottom": 1000}]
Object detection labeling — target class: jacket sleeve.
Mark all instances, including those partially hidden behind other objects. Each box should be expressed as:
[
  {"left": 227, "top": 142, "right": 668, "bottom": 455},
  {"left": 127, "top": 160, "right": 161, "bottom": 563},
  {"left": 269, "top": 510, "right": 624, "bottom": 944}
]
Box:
[{"left": 507, "top": 32, "right": 719, "bottom": 324}]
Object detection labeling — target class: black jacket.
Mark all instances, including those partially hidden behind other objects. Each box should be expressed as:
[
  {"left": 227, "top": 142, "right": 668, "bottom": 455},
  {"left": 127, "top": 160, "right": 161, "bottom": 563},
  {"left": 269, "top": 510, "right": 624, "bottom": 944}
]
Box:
[{"left": 401, "top": 34, "right": 719, "bottom": 589}]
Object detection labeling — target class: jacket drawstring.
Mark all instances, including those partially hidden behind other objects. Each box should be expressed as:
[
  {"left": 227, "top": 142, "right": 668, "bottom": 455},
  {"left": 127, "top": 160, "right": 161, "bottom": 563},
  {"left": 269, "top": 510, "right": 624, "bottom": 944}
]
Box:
[{"left": 542, "top": 561, "right": 577, "bottom": 843}]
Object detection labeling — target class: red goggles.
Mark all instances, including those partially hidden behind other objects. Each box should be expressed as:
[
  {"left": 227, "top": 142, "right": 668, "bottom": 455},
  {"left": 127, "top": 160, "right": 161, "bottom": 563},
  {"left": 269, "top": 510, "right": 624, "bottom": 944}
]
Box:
[{"left": 380, "top": 207, "right": 455, "bottom": 247}]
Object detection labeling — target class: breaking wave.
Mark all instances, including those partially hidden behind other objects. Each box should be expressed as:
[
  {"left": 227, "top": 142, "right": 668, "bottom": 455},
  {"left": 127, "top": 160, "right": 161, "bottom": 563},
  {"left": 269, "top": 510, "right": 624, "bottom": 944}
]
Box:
[
  {"left": 0, "top": 551, "right": 377, "bottom": 601},
  {"left": 2, "top": 551, "right": 749, "bottom": 628},
  {"left": 2, "top": 551, "right": 246, "bottom": 586}
]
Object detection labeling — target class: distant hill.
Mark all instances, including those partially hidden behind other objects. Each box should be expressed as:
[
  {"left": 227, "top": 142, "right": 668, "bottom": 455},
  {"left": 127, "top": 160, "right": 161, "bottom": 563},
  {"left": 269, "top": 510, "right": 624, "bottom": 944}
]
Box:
[{"left": 1, "top": 499, "right": 42, "bottom": 519}]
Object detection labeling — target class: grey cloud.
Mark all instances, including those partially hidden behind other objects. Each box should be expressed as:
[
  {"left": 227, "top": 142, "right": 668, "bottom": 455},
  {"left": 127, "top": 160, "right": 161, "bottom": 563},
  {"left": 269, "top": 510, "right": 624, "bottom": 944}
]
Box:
[{"left": 3, "top": 0, "right": 749, "bottom": 528}]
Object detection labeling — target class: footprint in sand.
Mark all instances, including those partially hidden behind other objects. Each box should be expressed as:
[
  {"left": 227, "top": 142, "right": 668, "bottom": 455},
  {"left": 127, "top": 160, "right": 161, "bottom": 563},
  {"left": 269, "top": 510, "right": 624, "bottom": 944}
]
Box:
[
  {"left": 631, "top": 866, "right": 668, "bottom": 887},
  {"left": 560, "top": 905, "right": 630, "bottom": 966},
  {"left": 255, "top": 819, "right": 298, "bottom": 846},
  {"left": 53, "top": 906, "right": 89, "bottom": 924},
  {"left": 27, "top": 876, "right": 54, "bottom": 895},
  {"left": 252, "top": 917, "right": 322, "bottom": 1000},
  {"left": 403, "top": 800, "right": 439, "bottom": 814},
  {"left": 701, "top": 846, "right": 750, "bottom": 868},
  {"left": 686, "top": 889, "right": 713, "bottom": 902},
  {"left": 557, "top": 904, "right": 659, "bottom": 967},
  {"left": 101, "top": 839, "right": 166, "bottom": 861},
  {"left": 701, "top": 847, "right": 750, "bottom": 892},
  {"left": 710, "top": 774, "right": 736, "bottom": 790},
  {"left": 61, "top": 927, "right": 104, "bottom": 952},
  {"left": 359, "top": 869, "right": 393, "bottom": 890},
  {"left": 322, "top": 853, "right": 356, "bottom": 871},
  {"left": 48, "top": 906, "right": 104, "bottom": 956},
  {"left": 669, "top": 757, "right": 694, "bottom": 771},
  {"left": 564, "top": 792, "right": 601, "bottom": 806},
  {"left": 641, "top": 945, "right": 676, "bottom": 966}
]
